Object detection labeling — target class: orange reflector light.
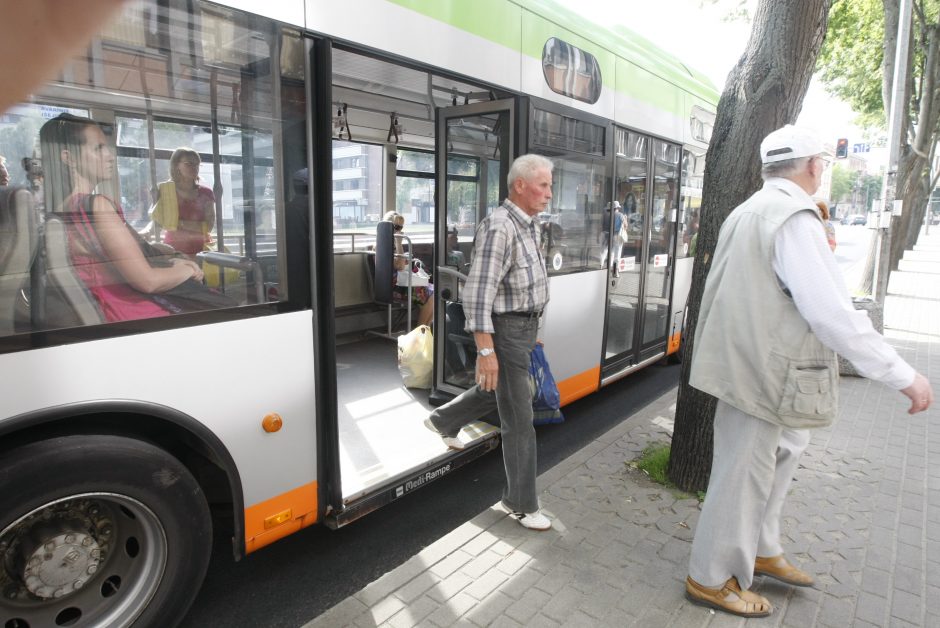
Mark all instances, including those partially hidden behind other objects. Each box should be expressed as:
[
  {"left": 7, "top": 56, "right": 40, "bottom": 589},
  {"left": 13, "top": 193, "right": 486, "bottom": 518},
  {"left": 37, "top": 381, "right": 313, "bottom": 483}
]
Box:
[
  {"left": 264, "top": 509, "right": 292, "bottom": 529},
  {"left": 262, "top": 413, "right": 283, "bottom": 433}
]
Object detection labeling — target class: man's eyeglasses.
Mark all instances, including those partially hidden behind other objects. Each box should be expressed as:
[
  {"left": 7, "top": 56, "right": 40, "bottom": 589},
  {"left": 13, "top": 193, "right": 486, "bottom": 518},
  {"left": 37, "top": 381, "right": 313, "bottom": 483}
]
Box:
[{"left": 393, "top": 224, "right": 403, "bottom": 232}]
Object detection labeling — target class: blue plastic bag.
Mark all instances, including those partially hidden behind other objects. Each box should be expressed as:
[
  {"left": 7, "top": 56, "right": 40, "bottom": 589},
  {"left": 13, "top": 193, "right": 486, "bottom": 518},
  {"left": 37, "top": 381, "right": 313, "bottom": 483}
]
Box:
[{"left": 529, "top": 344, "right": 564, "bottom": 425}]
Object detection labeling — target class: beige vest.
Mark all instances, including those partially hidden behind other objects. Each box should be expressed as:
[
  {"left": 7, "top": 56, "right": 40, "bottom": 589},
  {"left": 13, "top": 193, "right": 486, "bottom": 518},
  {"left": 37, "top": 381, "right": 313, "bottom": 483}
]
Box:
[{"left": 689, "top": 182, "right": 838, "bottom": 429}]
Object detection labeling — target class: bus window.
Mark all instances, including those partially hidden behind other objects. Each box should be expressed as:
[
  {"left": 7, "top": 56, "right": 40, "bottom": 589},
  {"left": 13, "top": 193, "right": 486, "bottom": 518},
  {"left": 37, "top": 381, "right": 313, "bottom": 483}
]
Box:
[
  {"left": 332, "top": 140, "right": 384, "bottom": 237},
  {"left": 678, "top": 149, "right": 704, "bottom": 258},
  {"left": 396, "top": 148, "right": 436, "bottom": 263},
  {"left": 542, "top": 37, "right": 603, "bottom": 105},
  {"left": 529, "top": 107, "right": 610, "bottom": 275},
  {"left": 0, "top": 2, "right": 306, "bottom": 339}
]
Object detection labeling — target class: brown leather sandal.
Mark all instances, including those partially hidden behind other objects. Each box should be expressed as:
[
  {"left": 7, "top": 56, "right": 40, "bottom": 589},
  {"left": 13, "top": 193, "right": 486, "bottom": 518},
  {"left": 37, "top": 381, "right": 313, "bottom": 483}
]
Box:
[
  {"left": 754, "top": 554, "right": 814, "bottom": 587},
  {"left": 685, "top": 576, "right": 773, "bottom": 617}
]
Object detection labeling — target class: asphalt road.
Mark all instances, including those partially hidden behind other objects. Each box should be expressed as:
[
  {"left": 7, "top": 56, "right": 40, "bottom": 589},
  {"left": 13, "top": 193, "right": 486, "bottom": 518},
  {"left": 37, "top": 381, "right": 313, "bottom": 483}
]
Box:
[
  {"left": 831, "top": 222, "right": 875, "bottom": 290},
  {"left": 180, "top": 361, "right": 680, "bottom": 628}
]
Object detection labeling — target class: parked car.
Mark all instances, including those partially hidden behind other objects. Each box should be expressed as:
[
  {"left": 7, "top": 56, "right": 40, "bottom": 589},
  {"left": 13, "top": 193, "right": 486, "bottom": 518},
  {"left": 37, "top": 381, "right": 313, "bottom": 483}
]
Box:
[{"left": 850, "top": 214, "right": 867, "bottom": 226}]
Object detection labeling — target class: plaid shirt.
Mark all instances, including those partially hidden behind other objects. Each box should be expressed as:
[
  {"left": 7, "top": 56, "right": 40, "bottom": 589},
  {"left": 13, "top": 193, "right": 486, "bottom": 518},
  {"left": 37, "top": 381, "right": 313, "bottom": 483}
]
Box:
[{"left": 463, "top": 199, "right": 550, "bottom": 334}]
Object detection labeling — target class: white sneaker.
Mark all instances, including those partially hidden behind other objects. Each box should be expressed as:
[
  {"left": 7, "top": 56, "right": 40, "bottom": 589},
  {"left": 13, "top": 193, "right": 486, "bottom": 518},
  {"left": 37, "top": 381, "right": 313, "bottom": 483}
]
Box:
[
  {"left": 509, "top": 509, "right": 552, "bottom": 531},
  {"left": 423, "top": 418, "right": 465, "bottom": 451}
]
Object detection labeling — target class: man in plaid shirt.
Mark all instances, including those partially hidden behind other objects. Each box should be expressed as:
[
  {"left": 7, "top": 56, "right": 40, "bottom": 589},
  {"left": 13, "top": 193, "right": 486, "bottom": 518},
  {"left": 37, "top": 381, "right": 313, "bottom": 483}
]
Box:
[{"left": 425, "top": 153, "right": 553, "bottom": 531}]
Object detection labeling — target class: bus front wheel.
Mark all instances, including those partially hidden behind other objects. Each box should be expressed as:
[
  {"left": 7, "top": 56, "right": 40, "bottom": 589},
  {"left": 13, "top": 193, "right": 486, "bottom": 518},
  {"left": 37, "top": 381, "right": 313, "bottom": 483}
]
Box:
[{"left": 0, "top": 434, "right": 211, "bottom": 628}]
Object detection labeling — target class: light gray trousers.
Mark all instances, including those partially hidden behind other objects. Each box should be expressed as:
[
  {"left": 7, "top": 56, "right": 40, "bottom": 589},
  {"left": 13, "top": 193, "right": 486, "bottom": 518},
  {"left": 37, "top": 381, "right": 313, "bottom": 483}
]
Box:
[
  {"left": 688, "top": 400, "right": 811, "bottom": 590},
  {"left": 428, "top": 314, "right": 540, "bottom": 513}
]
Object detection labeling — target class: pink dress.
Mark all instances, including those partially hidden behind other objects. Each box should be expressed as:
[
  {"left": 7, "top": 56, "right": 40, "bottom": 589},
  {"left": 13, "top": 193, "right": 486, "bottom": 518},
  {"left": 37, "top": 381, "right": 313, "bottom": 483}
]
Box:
[
  {"left": 66, "top": 194, "right": 170, "bottom": 322},
  {"left": 163, "top": 185, "right": 215, "bottom": 255}
]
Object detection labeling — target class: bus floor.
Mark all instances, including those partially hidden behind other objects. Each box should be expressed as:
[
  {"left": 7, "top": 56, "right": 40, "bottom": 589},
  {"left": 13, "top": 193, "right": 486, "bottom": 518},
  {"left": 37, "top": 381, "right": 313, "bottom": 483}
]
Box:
[{"left": 336, "top": 336, "right": 498, "bottom": 502}]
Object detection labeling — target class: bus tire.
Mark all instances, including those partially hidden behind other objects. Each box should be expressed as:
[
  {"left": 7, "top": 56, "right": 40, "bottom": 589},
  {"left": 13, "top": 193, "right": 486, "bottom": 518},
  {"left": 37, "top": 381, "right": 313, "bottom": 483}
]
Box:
[{"left": 0, "top": 434, "right": 212, "bottom": 628}]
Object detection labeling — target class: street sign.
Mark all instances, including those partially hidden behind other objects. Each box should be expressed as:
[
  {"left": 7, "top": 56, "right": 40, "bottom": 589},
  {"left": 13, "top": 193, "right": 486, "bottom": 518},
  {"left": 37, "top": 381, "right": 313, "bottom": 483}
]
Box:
[{"left": 852, "top": 143, "right": 871, "bottom": 153}]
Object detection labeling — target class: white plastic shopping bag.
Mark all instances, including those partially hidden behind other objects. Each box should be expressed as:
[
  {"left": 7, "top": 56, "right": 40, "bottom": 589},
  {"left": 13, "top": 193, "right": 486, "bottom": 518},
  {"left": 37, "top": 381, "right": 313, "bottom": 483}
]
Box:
[
  {"left": 397, "top": 324, "right": 433, "bottom": 388},
  {"left": 396, "top": 266, "right": 430, "bottom": 287}
]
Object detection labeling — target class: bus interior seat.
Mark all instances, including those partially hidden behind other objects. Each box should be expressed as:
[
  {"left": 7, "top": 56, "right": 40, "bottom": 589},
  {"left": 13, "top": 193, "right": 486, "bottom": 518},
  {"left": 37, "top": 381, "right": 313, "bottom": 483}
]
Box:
[
  {"left": 0, "top": 187, "right": 39, "bottom": 334},
  {"left": 367, "top": 219, "right": 414, "bottom": 339},
  {"left": 42, "top": 216, "right": 106, "bottom": 327},
  {"left": 373, "top": 220, "right": 394, "bottom": 304},
  {"left": 333, "top": 251, "right": 374, "bottom": 309}
]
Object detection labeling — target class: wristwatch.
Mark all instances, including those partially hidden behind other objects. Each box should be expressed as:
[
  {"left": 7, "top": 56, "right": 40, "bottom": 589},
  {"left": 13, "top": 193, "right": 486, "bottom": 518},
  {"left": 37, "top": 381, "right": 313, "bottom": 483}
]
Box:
[{"left": 478, "top": 348, "right": 495, "bottom": 357}]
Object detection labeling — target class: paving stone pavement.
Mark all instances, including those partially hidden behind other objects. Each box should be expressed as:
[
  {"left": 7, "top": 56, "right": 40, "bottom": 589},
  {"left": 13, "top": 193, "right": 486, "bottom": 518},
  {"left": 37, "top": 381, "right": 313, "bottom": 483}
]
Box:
[{"left": 305, "top": 229, "right": 940, "bottom": 628}]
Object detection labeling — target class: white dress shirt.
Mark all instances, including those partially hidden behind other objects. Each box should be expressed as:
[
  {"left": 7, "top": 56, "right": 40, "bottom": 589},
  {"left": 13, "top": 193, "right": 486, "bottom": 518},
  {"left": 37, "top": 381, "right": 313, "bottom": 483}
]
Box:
[{"left": 768, "top": 178, "right": 914, "bottom": 390}]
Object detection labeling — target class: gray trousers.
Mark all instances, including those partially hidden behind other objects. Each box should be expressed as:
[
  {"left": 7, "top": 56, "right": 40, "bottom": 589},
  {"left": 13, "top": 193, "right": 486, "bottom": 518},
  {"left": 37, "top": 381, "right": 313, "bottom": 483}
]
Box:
[
  {"left": 428, "top": 314, "right": 539, "bottom": 513},
  {"left": 688, "top": 400, "right": 811, "bottom": 589}
]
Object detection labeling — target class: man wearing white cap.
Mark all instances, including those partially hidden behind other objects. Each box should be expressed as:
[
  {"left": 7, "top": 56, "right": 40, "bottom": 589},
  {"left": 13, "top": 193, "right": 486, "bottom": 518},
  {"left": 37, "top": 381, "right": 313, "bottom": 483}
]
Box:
[{"left": 683, "top": 125, "right": 933, "bottom": 617}]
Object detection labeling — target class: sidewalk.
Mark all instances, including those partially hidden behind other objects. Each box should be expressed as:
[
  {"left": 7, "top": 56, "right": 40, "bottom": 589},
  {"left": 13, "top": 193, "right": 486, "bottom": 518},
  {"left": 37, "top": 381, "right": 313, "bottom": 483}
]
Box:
[{"left": 306, "top": 229, "right": 940, "bottom": 628}]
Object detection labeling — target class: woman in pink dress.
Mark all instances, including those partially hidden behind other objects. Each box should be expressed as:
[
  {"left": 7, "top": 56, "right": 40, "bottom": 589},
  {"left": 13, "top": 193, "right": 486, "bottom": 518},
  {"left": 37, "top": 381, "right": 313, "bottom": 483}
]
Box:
[
  {"left": 40, "top": 114, "right": 205, "bottom": 322},
  {"left": 150, "top": 147, "right": 216, "bottom": 256}
]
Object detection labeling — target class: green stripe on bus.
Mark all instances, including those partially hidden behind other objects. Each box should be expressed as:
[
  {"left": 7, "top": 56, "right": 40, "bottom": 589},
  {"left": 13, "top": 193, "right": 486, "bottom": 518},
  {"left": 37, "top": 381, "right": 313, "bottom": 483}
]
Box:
[
  {"left": 387, "top": 0, "right": 718, "bottom": 112},
  {"left": 387, "top": 0, "right": 522, "bottom": 50}
]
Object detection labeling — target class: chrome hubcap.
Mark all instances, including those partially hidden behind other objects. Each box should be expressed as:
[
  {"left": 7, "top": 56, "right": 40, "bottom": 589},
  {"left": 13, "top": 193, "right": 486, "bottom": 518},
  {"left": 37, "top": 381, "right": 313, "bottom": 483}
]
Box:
[{"left": 1, "top": 494, "right": 166, "bottom": 628}]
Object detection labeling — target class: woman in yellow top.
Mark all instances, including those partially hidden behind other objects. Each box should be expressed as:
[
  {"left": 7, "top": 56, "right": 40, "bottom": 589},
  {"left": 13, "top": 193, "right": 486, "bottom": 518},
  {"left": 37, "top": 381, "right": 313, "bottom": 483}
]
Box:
[{"left": 150, "top": 148, "right": 216, "bottom": 256}]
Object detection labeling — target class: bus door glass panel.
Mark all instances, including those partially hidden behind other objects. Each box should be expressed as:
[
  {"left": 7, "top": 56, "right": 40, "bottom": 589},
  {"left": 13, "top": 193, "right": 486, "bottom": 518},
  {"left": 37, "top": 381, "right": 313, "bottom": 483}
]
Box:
[
  {"left": 605, "top": 130, "right": 648, "bottom": 361},
  {"left": 677, "top": 149, "right": 704, "bottom": 259},
  {"left": 640, "top": 140, "right": 680, "bottom": 351},
  {"left": 529, "top": 108, "right": 608, "bottom": 276},
  {"left": 434, "top": 101, "right": 513, "bottom": 395},
  {"left": 443, "top": 154, "right": 480, "bottom": 275}
]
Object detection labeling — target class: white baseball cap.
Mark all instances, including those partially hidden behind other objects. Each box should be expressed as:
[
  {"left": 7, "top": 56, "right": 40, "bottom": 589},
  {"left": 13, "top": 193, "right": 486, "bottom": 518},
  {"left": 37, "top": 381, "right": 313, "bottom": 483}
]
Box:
[{"left": 760, "top": 125, "right": 828, "bottom": 164}]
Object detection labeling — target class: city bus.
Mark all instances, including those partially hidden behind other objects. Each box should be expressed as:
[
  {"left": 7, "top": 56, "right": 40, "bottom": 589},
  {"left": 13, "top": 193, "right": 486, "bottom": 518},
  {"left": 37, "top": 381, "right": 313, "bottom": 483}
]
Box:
[{"left": 0, "top": 0, "right": 715, "bottom": 625}]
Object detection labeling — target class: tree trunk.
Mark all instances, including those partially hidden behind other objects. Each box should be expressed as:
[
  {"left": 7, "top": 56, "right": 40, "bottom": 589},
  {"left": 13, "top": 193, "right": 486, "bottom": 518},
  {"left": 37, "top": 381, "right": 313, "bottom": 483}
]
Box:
[
  {"left": 885, "top": 16, "right": 940, "bottom": 271},
  {"left": 890, "top": 150, "right": 930, "bottom": 266},
  {"left": 668, "top": 0, "right": 832, "bottom": 493}
]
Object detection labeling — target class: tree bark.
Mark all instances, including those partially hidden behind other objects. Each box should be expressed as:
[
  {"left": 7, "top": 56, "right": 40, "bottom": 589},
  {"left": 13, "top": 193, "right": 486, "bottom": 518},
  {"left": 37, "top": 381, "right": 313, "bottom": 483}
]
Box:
[
  {"left": 668, "top": 0, "right": 832, "bottom": 493},
  {"left": 891, "top": 21, "right": 940, "bottom": 267},
  {"left": 886, "top": 14, "right": 940, "bottom": 271}
]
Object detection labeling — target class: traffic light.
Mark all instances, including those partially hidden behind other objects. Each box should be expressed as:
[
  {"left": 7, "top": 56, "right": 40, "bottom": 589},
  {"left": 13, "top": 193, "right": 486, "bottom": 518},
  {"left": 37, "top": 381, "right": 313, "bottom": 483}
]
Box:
[{"left": 835, "top": 138, "right": 848, "bottom": 159}]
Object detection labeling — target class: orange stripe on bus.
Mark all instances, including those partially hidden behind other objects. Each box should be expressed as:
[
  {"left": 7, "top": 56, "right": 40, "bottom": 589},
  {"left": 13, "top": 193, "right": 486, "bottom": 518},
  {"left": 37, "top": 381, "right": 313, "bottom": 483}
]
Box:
[
  {"left": 557, "top": 365, "right": 600, "bottom": 407},
  {"left": 667, "top": 332, "right": 681, "bottom": 355},
  {"left": 244, "top": 481, "right": 318, "bottom": 554}
]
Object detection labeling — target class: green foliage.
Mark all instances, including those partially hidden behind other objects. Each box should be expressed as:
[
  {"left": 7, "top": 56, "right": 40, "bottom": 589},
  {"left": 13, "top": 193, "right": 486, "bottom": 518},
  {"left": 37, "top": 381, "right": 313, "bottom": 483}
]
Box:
[
  {"left": 829, "top": 163, "right": 859, "bottom": 202},
  {"left": 829, "top": 164, "right": 882, "bottom": 211},
  {"left": 633, "top": 443, "right": 673, "bottom": 486},
  {"left": 630, "top": 443, "right": 702, "bottom": 500},
  {"left": 817, "top": 0, "right": 886, "bottom": 125},
  {"left": 818, "top": 0, "right": 940, "bottom": 128},
  {"left": 859, "top": 172, "right": 883, "bottom": 211}
]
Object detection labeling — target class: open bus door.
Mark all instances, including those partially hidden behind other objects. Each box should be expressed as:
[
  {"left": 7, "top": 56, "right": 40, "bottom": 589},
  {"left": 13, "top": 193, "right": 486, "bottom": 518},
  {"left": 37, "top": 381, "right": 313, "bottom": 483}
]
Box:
[
  {"left": 431, "top": 100, "right": 515, "bottom": 402},
  {"left": 602, "top": 132, "right": 681, "bottom": 377}
]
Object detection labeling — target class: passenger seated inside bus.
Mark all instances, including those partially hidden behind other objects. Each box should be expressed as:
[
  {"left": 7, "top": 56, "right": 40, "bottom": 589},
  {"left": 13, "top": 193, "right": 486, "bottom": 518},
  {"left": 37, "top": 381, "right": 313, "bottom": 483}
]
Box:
[
  {"left": 39, "top": 113, "right": 236, "bottom": 322},
  {"left": 145, "top": 147, "right": 216, "bottom": 257},
  {"left": 384, "top": 210, "right": 433, "bottom": 327},
  {"left": 445, "top": 227, "right": 467, "bottom": 271}
]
